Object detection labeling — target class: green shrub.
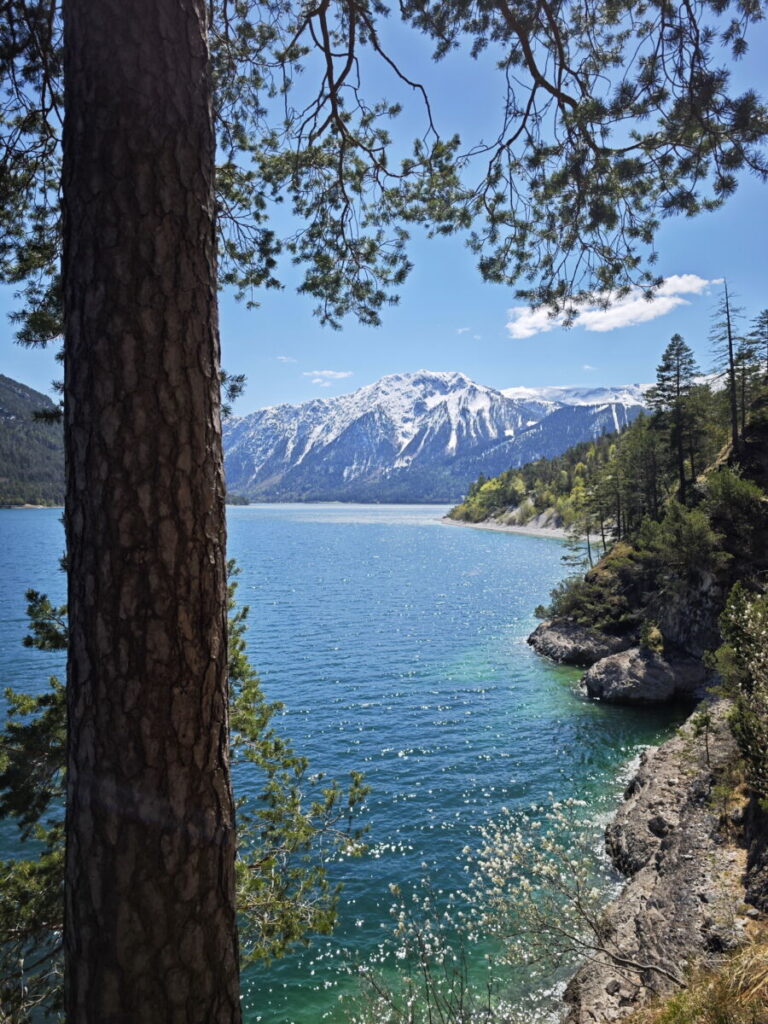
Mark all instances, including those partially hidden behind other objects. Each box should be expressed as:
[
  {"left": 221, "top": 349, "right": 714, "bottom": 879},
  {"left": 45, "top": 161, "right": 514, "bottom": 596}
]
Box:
[
  {"left": 639, "top": 620, "right": 664, "bottom": 653},
  {"left": 716, "top": 584, "right": 768, "bottom": 802},
  {"left": 636, "top": 501, "right": 731, "bottom": 594},
  {"left": 543, "top": 568, "right": 638, "bottom": 634},
  {"left": 703, "top": 467, "right": 767, "bottom": 563}
]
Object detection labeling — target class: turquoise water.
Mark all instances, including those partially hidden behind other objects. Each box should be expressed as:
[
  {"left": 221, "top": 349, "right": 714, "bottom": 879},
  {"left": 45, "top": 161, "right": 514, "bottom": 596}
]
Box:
[{"left": 0, "top": 505, "right": 683, "bottom": 1021}]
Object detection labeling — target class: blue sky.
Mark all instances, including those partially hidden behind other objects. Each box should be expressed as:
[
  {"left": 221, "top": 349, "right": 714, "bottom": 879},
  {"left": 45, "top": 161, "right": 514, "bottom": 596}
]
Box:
[{"left": 3, "top": 18, "right": 767, "bottom": 413}]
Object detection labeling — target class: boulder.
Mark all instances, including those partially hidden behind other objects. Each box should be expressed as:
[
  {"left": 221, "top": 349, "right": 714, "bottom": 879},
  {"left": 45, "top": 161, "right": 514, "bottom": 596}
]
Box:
[
  {"left": 527, "top": 619, "right": 633, "bottom": 667},
  {"left": 582, "top": 647, "right": 710, "bottom": 704}
]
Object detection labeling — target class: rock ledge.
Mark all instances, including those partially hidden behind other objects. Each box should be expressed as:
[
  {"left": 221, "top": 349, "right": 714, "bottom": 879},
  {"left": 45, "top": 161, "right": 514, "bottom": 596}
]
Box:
[
  {"left": 563, "top": 703, "right": 750, "bottom": 1023},
  {"left": 581, "top": 647, "right": 711, "bottom": 704},
  {"left": 527, "top": 618, "right": 633, "bottom": 667}
]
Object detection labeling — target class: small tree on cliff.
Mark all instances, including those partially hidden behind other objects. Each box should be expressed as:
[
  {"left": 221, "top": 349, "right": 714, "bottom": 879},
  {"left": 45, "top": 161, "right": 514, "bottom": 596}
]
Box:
[
  {"left": 2, "top": 0, "right": 767, "bottom": 1019},
  {"left": 647, "top": 335, "right": 701, "bottom": 504}
]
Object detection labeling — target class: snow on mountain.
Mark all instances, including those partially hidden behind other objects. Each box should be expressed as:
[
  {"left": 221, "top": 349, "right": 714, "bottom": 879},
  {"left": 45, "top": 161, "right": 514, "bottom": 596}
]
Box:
[
  {"left": 501, "top": 383, "right": 650, "bottom": 407},
  {"left": 223, "top": 371, "right": 646, "bottom": 502}
]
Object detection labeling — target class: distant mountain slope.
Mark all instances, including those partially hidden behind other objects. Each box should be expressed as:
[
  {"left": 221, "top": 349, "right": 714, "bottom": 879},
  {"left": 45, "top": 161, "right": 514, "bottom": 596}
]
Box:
[
  {"left": 0, "top": 375, "right": 64, "bottom": 505},
  {"left": 459, "top": 401, "right": 642, "bottom": 476},
  {"left": 501, "top": 383, "right": 650, "bottom": 407},
  {"left": 223, "top": 371, "right": 646, "bottom": 502}
]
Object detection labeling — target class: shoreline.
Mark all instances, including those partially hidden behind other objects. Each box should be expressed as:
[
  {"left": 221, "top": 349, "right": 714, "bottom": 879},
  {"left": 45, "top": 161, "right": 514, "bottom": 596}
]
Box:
[
  {"left": 440, "top": 515, "right": 568, "bottom": 540},
  {"left": 564, "top": 701, "right": 750, "bottom": 1023},
  {"left": 0, "top": 503, "right": 63, "bottom": 510}
]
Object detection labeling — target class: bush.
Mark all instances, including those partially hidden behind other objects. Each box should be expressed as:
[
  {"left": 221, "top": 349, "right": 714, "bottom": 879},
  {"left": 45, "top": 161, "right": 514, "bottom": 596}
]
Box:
[
  {"left": 630, "top": 931, "right": 768, "bottom": 1024},
  {"left": 543, "top": 559, "right": 639, "bottom": 635},
  {"left": 639, "top": 620, "right": 664, "bottom": 653},
  {"left": 716, "top": 584, "right": 768, "bottom": 802},
  {"left": 636, "top": 501, "right": 731, "bottom": 594},
  {"left": 703, "top": 467, "right": 767, "bottom": 563}
]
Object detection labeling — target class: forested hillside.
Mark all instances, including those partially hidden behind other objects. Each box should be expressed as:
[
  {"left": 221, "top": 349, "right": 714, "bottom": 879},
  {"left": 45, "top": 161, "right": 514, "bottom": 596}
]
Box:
[
  {"left": 451, "top": 313, "right": 768, "bottom": 680},
  {"left": 450, "top": 316, "right": 767, "bottom": 563},
  {"left": 0, "top": 375, "right": 64, "bottom": 506}
]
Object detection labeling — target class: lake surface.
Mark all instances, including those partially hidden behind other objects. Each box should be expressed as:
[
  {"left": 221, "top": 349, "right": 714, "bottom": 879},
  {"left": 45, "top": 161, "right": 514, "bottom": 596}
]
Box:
[{"left": 0, "top": 505, "right": 683, "bottom": 1021}]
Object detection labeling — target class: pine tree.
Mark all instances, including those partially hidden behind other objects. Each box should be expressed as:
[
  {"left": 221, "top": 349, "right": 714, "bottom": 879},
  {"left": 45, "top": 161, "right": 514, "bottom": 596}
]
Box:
[
  {"left": 647, "top": 334, "right": 700, "bottom": 504},
  {"left": 61, "top": 5, "right": 239, "bottom": 1017},
  {"left": 747, "top": 309, "right": 768, "bottom": 378},
  {"left": 710, "top": 283, "right": 744, "bottom": 452},
  {"left": 2, "top": 1, "right": 768, "bottom": 1017}
]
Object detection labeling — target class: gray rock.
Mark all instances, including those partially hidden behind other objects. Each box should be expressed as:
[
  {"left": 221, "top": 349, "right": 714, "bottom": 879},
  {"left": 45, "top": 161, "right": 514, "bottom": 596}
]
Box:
[
  {"left": 564, "top": 703, "right": 743, "bottom": 1024},
  {"left": 582, "top": 648, "right": 710, "bottom": 704},
  {"left": 527, "top": 619, "right": 633, "bottom": 667}
]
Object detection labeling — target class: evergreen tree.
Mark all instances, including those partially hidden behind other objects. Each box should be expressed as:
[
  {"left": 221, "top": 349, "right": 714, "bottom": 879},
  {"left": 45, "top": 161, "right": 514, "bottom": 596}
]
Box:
[
  {"left": 710, "top": 283, "right": 744, "bottom": 452},
  {"left": 2, "top": 0, "right": 768, "bottom": 1017},
  {"left": 0, "top": 575, "right": 367, "bottom": 1021},
  {"left": 733, "top": 336, "right": 763, "bottom": 431},
  {"left": 617, "top": 415, "right": 665, "bottom": 528},
  {"left": 647, "top": 334, "right": 700, "bottom": 504},
  {"left": 748, "top": 309, "right": 768, "bottom": 377}
]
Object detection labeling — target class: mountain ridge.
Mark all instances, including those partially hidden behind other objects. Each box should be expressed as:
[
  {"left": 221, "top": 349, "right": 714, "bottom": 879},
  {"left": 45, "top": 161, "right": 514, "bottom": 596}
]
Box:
[{"left": 223, "top": 370, "right": 646, "bottom": 502}]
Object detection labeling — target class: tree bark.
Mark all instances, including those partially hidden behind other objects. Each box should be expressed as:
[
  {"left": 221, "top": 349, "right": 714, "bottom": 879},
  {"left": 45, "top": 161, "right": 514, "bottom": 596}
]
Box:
[
  {"left": 673, "top": 405, "right": 686, "bottom": 504},
  {"left": 723, "top": 283, "right": 740, "bottom": 452},
  {"left": 62, "top": 2, "right": 241, "bottom": 1020}
]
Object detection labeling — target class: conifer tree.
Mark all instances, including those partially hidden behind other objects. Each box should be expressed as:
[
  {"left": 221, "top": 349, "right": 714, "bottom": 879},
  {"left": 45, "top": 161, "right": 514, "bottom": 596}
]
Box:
[
  {"left": 711, "top": 283, "right": 744, "bottom": 452},
  {"left": 647, "top": 334, "right": 700, "bottom": 504},
  {"left": 2, "top": 1, "right": 768, "bottom": 1018},
  {"left": 747, "top": 309, "right": 768, "bottom": 378}
]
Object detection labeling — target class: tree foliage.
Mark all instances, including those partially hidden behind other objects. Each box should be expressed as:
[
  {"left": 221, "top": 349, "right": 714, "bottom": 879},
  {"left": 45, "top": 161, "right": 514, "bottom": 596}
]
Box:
[
  {"left": 646, "top": 334, "right": 700, "bottom": 503},
  {"left": 0, "top": 567, "right": 367, "bottom": 1021},
  {"left": 715, "top": 584, "right": 768, "bottom": 801},
  {"left": 2, "top": 0, "right": 768, "bottom": 342}
]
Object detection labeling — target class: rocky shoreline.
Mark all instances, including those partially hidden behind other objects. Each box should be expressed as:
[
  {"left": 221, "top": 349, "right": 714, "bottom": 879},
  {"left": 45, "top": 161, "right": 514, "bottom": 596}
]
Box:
[
  {"left": 525, "top": 617, "right": 766, "bottom": 1021},
  {"left": 527, "top": 619, "right": 633, "bottom": 667},
  {"left": 563, "top": 702, "right": 753, "bottom": 1022},
  {"left": 441, "top": 511, "right": 568, "bottom": 540},
  {"left": 528, "top": 618, "right": 715, "bottom": 705}
]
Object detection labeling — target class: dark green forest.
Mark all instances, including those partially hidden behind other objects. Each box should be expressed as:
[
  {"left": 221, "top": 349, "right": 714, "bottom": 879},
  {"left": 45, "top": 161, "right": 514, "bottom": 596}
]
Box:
[{"left": 0, "top": 375, "right": 64, "bottom": 506}]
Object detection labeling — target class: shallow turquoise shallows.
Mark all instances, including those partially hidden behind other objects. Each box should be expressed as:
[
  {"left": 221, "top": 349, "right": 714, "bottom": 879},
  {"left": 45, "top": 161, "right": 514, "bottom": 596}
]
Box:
[{"left": 0, "top": 505, "right": 684, "bottom": 1022}]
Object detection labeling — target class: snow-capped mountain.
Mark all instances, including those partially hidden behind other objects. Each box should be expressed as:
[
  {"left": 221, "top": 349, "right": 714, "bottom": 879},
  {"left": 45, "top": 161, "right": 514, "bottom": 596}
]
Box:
[
  {"left": 223, "top": 370, "right": 646, "bottom": 502},
  {"left": 501, "top": 383, "right": 650, "bottom": 407}
]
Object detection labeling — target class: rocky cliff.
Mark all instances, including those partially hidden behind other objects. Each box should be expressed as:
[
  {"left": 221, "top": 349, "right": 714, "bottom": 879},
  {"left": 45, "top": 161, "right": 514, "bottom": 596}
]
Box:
[
  {"left": 527, "top": 619, "right": 633, "bottom": 667},
  {"left": 564, "top": 703, "right": 755, "bottom": 1023}
]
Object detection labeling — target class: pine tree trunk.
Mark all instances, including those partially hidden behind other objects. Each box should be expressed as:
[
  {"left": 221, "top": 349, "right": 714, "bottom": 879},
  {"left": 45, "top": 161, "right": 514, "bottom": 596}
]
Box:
[
  {"left": 61, "top": 2, "right": 241, "bottom": 1020},
  {"left": 674, "top": 407, "right": 686, "bottom": 504},
  {"left": 724, "top": 284, "right": 740, "bottom": 452}
]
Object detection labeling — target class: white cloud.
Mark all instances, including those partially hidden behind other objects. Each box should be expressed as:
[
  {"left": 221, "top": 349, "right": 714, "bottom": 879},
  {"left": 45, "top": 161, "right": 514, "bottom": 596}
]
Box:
[
  {"left": 657, "top": 273, "right": 723, "bottom": 297},
  {"left": 456, "top": 327, "right": 471, "bottom": 334},
  {"left": 277, "top": 355, "right": 297, "bottom": 363},
  {"left": 576, "top": 293, "right": 687, "bottom": 332},
  {"left": 303, "top": 369, "right": 353, "bottom": 380},
  {"left": 506, "top": 305, "right": 563, "bottom": 339},
  {"left": 473, "top": 334, "right": 482, "bottom": 340},
  {"left": 582, "top": 364, "right": 596, "bottom": 371},
  {"left": 311, "top": 378, "right": 332, "bottom": 387},
  {"left": 505, "top": 275, "right": 722, "bottom": 339}
]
